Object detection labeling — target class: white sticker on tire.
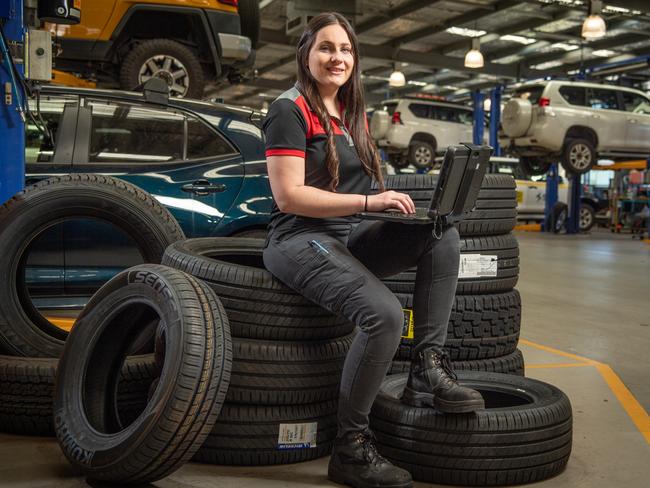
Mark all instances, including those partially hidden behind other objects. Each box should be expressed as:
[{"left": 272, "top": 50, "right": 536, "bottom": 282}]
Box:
[
  {"left": 277, "top": 422, "right": 318, "bottom": 450},
  {"left": 459, "top": 254, "right": 498, "bottom": 278}
]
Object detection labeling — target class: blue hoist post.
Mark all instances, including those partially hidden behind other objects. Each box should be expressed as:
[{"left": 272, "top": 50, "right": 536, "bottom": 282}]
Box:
[
  {"left": 566, "top": 173, "right": 582, "bottom": 234},
  {"left": 472, "top": 90, "right": 485, "bottom": 145},
  {"left": 489, "top": 86, "right": 503, "bottom": 156},
  {"left": 543, "top": 163, "right": 560, "bottom": 232},
  {"left": 0, "top": 0, "right": 26, "bottom": 205}
]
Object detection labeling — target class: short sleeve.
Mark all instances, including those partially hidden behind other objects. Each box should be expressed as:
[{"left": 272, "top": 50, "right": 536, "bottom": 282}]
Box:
[{"left": 263, "top": 99, "right": 308, "bottom": 158}]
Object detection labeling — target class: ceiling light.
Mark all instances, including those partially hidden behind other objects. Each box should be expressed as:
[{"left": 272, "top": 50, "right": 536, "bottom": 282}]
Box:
[
  {"left": 583, "top": 1, "right": 606, "bottom": 39},
  {"left": 407, "top": 80, "right": 428, "bottom": 86},
  {"left": 446, "top": 26, "right": 487, "bottom": 38},
  {"left": 592, "top": 49, "right": 617, "bottom": 57},
  {"left": 389, "top": 66, "right": 406, "bottom": 88},
  {"left": 483, "top": 98, "right": 492, "bottom": 112},
  {"left": 551, "top": 42, "right": 580, "bottom": 51},
  {"left": 464, "top": 38, "right": 484, "bottom": 69},
  {"left": 531, "top": 60, "right": 564, "bottom": 70},
  {"left": 501, "top": 34, "right": 537, "bottom": 45}
]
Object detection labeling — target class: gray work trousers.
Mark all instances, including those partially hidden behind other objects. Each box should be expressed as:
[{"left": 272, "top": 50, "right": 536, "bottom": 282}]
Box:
[{"left": 262, "top": 219, "right": 460, "bottom": 437}]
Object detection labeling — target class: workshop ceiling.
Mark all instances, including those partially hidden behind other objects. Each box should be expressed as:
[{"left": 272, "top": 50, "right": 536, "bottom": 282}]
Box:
[{"left": 216, "top": 0, "right": 650, "bottom": 109}]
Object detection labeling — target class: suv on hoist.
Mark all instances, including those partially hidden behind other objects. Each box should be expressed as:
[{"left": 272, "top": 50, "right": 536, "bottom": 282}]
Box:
[
  {"left": 45, "top": 0, "right": 260, "bottom": 98},
  {"left": 499, "top": 80, "right": 650, "bottom": 176},
  {"left": 370, "top": 98, "right": 474, "bottom": 170}
]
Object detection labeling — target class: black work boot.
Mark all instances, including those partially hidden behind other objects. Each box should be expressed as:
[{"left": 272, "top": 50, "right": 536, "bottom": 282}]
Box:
[
  {"left": 402, "top": 348, "right": 485, "bottom": 413},
  {"left": 328, "top": 430, "right": 413, "bottom": 488}
]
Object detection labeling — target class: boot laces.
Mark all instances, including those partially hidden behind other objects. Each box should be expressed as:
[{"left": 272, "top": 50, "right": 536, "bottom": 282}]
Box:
[
  {"left": 353, "top": 431, "right": 388, "bottom": 466},
  {"left": 435, "top": 352, "right": 458, "bottom": 382}
]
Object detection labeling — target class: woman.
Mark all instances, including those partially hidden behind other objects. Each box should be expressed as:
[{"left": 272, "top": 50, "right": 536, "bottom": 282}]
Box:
[{"left": 262, "top": 12, "right": 484, "bottom": 488}]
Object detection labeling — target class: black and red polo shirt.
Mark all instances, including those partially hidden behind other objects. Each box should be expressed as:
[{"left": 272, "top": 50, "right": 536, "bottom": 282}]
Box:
[{"left": 263, "top": 83, "right": 372, "bottom": 238}]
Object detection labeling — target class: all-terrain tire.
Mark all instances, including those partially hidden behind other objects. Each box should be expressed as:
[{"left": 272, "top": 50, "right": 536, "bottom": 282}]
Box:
[
  {"left": 0, "top": 174, "right": 184, "bottom": 357},
  {"left": 53, "top": 264, "right": 232, "bottom": 484},
  {"left": 370, "top": 372, "right": 572, "bottom": 485}
]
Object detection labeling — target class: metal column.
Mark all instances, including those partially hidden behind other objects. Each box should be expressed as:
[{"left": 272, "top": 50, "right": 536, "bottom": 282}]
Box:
[
  {"left": 472, "top": 90, "right": 484, "bottom": 146},
  {"left": 489, "top": 85, "right": 503, "bottom": 156},
  {"left": 543, "top": 163, "right": 560, "bottom": 232},
  {"left": 0, "top": 0, "right": 26, "bottom": 205},
  {"left": 566, "top": 173, "right": 582, "bottom": 234}
]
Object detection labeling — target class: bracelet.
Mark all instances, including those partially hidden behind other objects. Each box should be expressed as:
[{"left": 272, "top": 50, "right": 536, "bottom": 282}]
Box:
[{"left": 364, "top": 195, "right": 368, "bottom": 212}]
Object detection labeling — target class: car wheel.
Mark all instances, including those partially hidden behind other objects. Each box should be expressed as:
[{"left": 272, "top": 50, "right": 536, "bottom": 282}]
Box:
[
  {"left": 550, "top": 202, "right": 568, "bottom": 233},
  {"left": 389, "top": 154, "right": 409, "bottom": 171},
  {"left": 120, "top": 39, "right": 205, "bottom": 99},
  {"left": 579, "top": 204, "right": 595, "bottom": 232},
  {"left": 408, "top": 141, "right": 435, "bottom": 169},
  {"left": 561, "top": 138, "right": 596, "bottom": 174},
  {"left": 519, "top": 156, "right": 551, "bottom": 176}
]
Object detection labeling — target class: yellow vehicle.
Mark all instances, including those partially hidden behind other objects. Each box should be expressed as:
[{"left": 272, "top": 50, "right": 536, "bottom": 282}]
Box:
[{"left": 46, "top": 0, "right": 259, "bottom": 98}]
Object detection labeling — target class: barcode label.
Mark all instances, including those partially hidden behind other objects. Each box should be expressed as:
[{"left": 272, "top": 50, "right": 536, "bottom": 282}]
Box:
[
  {"left": 277, "top": 422, "right": 317, "bottom": 450},
  {"left": 459, "top": 254, "right": 498, "bottom": 278}
]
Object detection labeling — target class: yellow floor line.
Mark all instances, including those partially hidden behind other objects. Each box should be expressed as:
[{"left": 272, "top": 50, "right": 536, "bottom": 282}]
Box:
[
  {"left": 44, "top": 317, "right": 75, "bottom": 332},
  {"left": 526, "top": 363, "right": 592, "bottom": 369},
  {"left": 521, "top": 338, "right": 649, "bottom": 444}
]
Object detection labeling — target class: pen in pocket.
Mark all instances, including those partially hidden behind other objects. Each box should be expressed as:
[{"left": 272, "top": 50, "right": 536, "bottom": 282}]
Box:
[{"left": 308, "top": 240, "right": 330, "bottom": 254}]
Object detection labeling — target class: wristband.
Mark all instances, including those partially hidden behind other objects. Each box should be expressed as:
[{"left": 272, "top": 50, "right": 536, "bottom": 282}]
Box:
[{"left": 364, "top": 195, "right": 368, "bottom": 212}]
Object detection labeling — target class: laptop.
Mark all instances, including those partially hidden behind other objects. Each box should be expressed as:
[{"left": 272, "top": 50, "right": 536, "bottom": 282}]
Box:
[{"left": 356, "top": 143, "right": 493, "bottom": 225}]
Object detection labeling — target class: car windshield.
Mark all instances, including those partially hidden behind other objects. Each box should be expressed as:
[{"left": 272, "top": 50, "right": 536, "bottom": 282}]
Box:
[{"left": 513, "top": 86, "right": 545, "bottom": 105}]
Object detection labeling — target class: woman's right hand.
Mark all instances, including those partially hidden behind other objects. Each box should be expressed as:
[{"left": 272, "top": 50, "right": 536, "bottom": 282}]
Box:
[{"left": 367, "top": 191, "right": 416, "bottom": 214}]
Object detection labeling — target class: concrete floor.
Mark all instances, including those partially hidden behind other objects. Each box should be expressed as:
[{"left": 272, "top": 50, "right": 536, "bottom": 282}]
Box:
[{"left": 1, "top": 228, "right": 648, "bottom": 487}]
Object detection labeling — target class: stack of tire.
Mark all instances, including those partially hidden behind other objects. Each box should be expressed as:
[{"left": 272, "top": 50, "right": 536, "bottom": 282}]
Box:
[
  {"left": 368, "top": 174, "right": 573, "bottom": 486},
  {"left": 162, "top": 238, "right": 355, "bottom": 465},
  {"left": 373, "top": 174, "right": 524, "bottom": 376}
]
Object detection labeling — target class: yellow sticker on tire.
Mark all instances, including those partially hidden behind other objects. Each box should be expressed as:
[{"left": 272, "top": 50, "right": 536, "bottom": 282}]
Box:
[{"left": 401, "top": 309, "right": 414, "bottom": 339}]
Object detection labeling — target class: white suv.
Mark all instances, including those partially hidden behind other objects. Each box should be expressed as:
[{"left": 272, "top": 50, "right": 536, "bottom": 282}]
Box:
[
  {"left": 499, "top": 80, "right": 650, "bottom": 175},
  {"left": 370, "top": 98, "right": 474, "bottom": 170}
]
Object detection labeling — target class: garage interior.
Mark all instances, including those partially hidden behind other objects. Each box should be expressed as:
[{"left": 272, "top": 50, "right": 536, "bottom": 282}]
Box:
[{"left": 0, "top": 1, "right": 649, "bottom": 488}]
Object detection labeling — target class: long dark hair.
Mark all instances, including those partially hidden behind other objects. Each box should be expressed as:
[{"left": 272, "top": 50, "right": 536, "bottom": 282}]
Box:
[{"left": 296, "top": 12, "right": 385, "bottom": 192}]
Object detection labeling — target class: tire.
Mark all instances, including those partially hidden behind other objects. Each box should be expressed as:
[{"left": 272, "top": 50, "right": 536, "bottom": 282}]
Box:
[
  {"left": 370, "top": 372, "right": 572, "bottom": 486},
  {"left": 370, "top": 110, "right": 390, "bottom": 139},
  {"left": 393, "top": 290, "right": 521, "bottom": 361},
  {"left": 233, "top": 228, "right": 268, "bottom": 239},
  {"left": 579, "top": 203, "right": 595, "bottom": 232},
  {"left": 501, "top": 98, "right": 533, "bottom": 137},
  {"left": 389, "top": 348, "right": 525, "bottom": 376},
  {"left": 0, "top": 354, "right": 156, "bottom": 437},
  {"left": 375, "top": 174, "right": 517, "bottom": 236},
  {"left": 53, "top": 264, "right": 232, "bottom": 485},
  {"left": 162, "top": 238, "right": 355, "bottom": 341},
  {"left": 119, "top": 39, "right": 205, "bottom": 98},
  {"left": 194, "top": 401, "right": 338, "bottom": 466},
  {"left": 389, "top": 154, "right": 410, "bottom": 170},
  {"left": 408, "top": 141, "right": 435, "bottom": 169},
  {"left": 382, "top": 234, "right": 519, "bottom": 295},
  {"left": 549, "top": 202, "right": 568, "bottom": 233},
  {"left": 519, "top": 156, "right": 551, "bottom": 176},
  {"left": 561, "top": 138, "right": 596, "bottom": 175},
  {"left": 0, "top": 174, "right": 185, "bottom": 357},
  {"left": 238, "top": 0, "right": 261, "bottom": 48},
  {"left": 228, "top": 334, "right": 353, "bottom": 405}
]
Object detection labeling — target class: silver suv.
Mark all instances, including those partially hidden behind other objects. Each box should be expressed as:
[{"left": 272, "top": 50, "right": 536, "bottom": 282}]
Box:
[
  {"left": 499, "top": 81, "right": 650, "bottom": 175},
  {"left": 370, "top": 98, "right": 474, "bottom": 170}
]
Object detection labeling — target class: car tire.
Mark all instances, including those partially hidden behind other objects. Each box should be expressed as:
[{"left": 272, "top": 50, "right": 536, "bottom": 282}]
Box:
[
  {"left": 53, "top": 264, "right": 232, "bottom": 485},
  {"left": 228, "top": 334, "right": 353, "bottom": 405},
  {"left": 393, "top": 290, "right": 521, "bottom": 361},
  {"left": 119, "top": 39, "right": 205, "bottom": 98},
  {"left": 375, "top": 174, "right": 517, "bottom": 236},
  {"left": 549, "top": 202, "right": 568, "bottom": 233},
  {"left": 408, "top": 141, "right": 436, "bottom": 169},
  {"left": 381, "top": 234, "right": 519, "bottom": 295},
  {"left": 389, "top": 154, "right": 410, "bottom": 171},
  {"left": 389, "top": 348, "right": 525, "bottom": 376},
  {"left": 162, "top": 238, "right": 355, "bottom": 341},
  {"left": 370, "top": 371, "right": 571, "bottom": 486},
  {"left": 238, "top": 0, "right": 261, "bottom": 49},
  {"left": 519, "top": 156, "right": 552, "bottom": 176},
  {"left": 561, "top": 138, "right": 596, "bottom": 175},
  {"left": 579, "top": 203, "right": 595, "bottom": 232},
  {"left": 194, "top": 401, "right": 337, "bottom": 466},
  {"left": 0, "top": 174, "right": 185, "bottom": 358},
  {"left": 0, "top": 354, "right": 156, "bottom": 437}
]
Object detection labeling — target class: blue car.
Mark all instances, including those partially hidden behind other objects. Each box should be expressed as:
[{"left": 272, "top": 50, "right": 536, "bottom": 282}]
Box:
[{"left": 24, "top": 85, "right": 272, "bottom": 317}]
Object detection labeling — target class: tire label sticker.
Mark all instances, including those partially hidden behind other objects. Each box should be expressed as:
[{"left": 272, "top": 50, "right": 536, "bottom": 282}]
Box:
[
  {"left": 277, "top": 422, "right": 317, "bottom": 449},
  {"left": 401, "top": 308, "right": 414, "bottom": 339},
  {"left": 459, "top": 254, "right": 498, "bottom": 278}
]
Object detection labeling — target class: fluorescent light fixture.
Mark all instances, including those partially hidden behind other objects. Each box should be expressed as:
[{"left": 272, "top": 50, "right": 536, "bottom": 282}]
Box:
[
  {"left": 531, "top": 60, "right": 564, "bottom": 70},
  {"left": 592, "top": 49, "right": 617, "bottom": 57},
  {"left": 551, "top": 42, "right": 580, "bottom": 51},
  {"left": 446, "top": 26, "right": 486, "bottom": 38},
  {"left": 464, "top": 38, "right": 484, "bottom": 69},
  {"left": 501, "top": 35, "right": 537, "bottom": 45},
  {"left": 389, "top": 68, "right": 406, "bottom": 88},
  {"left": 407, "top": 80, "right": 428, "bottom": 86}
]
